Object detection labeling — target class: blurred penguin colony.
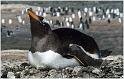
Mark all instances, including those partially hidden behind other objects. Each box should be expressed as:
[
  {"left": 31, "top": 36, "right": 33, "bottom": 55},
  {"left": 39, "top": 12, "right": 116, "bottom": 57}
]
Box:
[{"left": 1, "top": 5, "right": 123, "bottom": 37}]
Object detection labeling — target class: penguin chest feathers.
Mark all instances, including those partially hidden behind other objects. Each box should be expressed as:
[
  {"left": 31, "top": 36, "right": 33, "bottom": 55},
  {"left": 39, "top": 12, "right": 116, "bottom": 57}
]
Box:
[{"left": 28, "top": 50, "right": 80, "bottom": 69}]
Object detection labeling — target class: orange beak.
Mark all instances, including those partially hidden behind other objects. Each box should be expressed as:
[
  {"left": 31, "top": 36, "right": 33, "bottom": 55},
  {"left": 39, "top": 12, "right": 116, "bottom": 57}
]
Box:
[{"left": 28, "top": 8, "right": 43, "bottom": 21}]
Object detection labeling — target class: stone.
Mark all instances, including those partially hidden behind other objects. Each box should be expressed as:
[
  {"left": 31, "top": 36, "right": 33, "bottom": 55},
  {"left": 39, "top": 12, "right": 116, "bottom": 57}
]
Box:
[
  {"left": 82, "top": 72, "right": 90, "bottom": 78},
  {"left": 7, "top": 72, "right": 15, "bottom": 78},
  {"left": 92, "top": 68, "right": 101, "bottom": 75},
  {"left": 1, "top": 71, "right": 8, "bottom": 78},
  {"left": 72, "top": 66, "right": 82, "bottom": 75},
  {"left": 47, "top": 69, "right": 59, "bottom": 78},
  {"left": 72, "top": 66, "right": 83, "bottom": 77},
  {"left": 15, "top": 72, "right": 21, "bottom": 78}
]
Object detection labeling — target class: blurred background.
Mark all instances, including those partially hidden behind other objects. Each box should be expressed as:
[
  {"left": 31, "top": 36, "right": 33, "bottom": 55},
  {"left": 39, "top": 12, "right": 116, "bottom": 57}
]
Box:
[{"left": 1, "top": 1, "right": 123, "bottom": 55}]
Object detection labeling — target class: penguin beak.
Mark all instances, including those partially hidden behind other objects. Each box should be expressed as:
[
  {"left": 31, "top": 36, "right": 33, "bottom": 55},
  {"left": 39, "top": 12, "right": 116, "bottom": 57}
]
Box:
[{"left": 27, "top": 8, "right": 44, "bottom": 22}]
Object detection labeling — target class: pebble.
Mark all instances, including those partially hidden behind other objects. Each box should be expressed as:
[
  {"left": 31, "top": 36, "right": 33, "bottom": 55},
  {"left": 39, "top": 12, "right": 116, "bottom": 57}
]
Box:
[
  {"left": 15, "top": 72, "right": 21, "bottom": 78},
  {"left": 72, "top": 66, "right": 82, "bottom": 75},
  {"left": 7, "top": 72, "right": 15, "bottom": 79},
  {"left": 47, "top": 69, "right": 58, "bottom": 78},
  {"left": 92, "top": 68, "right": 101, "bottom": 75}
]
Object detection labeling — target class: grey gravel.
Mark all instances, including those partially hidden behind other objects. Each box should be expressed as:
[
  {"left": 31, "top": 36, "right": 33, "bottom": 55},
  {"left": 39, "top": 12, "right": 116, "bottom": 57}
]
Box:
[{"left": 1, "top": 56, "right": 123, "bottom": 78}]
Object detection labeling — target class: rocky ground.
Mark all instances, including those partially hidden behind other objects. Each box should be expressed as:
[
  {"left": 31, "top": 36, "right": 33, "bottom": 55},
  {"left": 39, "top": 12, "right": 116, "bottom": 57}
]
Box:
[{"left": 1, "top": 50, "right": 123, "bottom": 78}]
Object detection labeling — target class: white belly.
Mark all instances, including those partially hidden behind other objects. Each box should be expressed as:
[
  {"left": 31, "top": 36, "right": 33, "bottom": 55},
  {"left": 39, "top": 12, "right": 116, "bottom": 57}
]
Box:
[{"left": 28, "top": 50, "right": 79, "bottom": 69}]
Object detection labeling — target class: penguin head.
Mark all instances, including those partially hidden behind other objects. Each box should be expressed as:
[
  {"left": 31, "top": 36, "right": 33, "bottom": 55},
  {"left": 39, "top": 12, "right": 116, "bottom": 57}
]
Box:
[{"left": 28, "top": 8, "right": 51, "bottom": 37}]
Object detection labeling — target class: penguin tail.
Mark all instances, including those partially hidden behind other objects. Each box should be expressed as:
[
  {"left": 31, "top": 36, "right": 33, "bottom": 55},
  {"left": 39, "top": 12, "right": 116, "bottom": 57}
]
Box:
[{"left": 98, "top": 49, "right": 112, "bottom": 58}]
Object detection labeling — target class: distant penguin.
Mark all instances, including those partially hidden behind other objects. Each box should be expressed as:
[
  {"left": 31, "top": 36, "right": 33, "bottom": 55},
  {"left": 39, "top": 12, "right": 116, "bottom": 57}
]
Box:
[
  {"left": 55, "top": 20, "right": 61, "bottom": 26},
  {"left": 107, "top": 19, "right": 111, "bottom": 24},
  {"left": 89, "top": 17, "right": 92, "bottom": 24},
  {"left": 85, "top": 19, "right": 90, "bottom": 29},
  {"left": 27, "top": 8, "right": 106, "bottom": 69},
  {"left": 79, "top": 21, "right": 85, "bottom": 30},
  {"left": 6, "top": 30, "right": 13, "bottom": 37},
  {"left": 2, "top": 18, "right": 5, "bottom": 24}
]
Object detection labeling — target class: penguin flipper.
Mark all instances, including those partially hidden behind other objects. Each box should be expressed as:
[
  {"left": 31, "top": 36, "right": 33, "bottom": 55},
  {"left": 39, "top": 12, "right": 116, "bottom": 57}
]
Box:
[{"left": 69, "top": 44, "right": 103, "bottom": 67}]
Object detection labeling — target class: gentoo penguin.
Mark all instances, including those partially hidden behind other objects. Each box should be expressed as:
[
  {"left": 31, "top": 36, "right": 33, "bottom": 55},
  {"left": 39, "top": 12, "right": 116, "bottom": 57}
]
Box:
[{"left": 27, "top": 8, "right": 105, "bottom": 69}]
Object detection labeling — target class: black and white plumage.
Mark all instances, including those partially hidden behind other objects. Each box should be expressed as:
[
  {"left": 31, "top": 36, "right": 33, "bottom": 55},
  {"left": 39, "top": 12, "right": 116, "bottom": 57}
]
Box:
[{"left": 27, "top": 8, "right": 110, "bottom": 69}]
